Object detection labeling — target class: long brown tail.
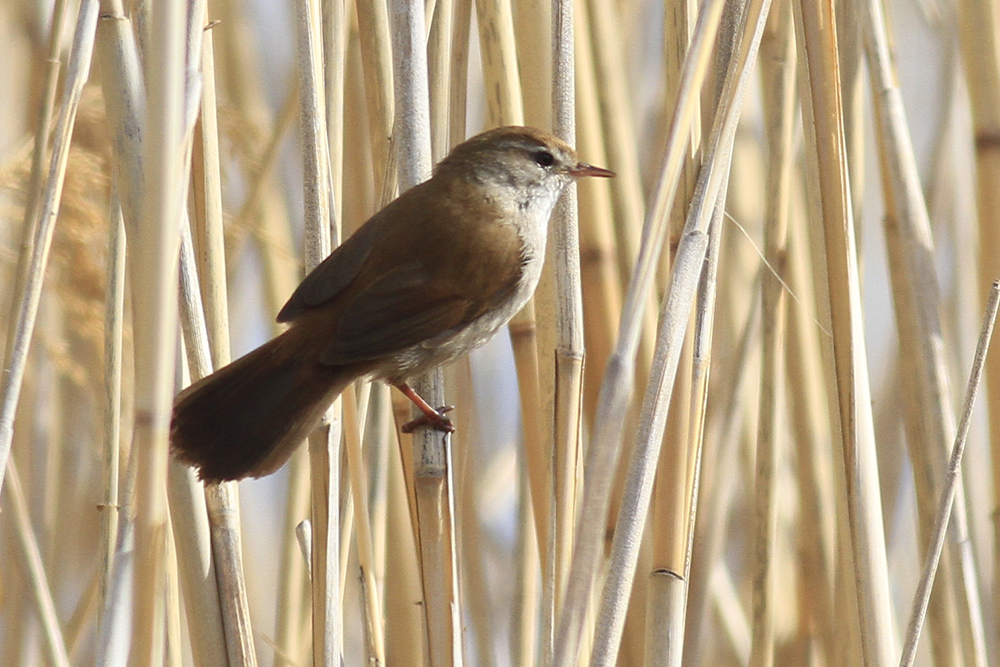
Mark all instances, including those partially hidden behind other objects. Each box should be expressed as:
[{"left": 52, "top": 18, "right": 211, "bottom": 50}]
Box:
[{"left": 171, "top": 329, "right": 357, "bottom": 482}]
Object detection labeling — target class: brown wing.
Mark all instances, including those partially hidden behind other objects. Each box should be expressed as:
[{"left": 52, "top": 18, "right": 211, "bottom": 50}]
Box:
[
  {"left": 278, "top": 176, "right": 526, "bottom": 366},
  {"left": 319, "top": 262, "right": 473, "bottom": 364},
  {"left": 276, "top": 211, "right": 390, "bottom": 322}
]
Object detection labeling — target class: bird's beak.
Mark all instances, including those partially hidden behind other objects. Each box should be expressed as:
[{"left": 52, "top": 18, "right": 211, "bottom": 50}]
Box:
[{"left": 568, "top": 162, "right": 616, "bottom": 178}]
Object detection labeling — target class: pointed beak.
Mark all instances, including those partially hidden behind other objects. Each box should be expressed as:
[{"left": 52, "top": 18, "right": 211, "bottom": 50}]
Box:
[{"left": 568, "top": 162, "right": 616, "bottom": 178}]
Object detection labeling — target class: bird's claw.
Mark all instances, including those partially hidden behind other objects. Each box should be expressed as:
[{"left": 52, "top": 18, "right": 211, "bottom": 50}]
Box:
[{"left": 402, "top": 405, "right": 456, "bottom": 434}]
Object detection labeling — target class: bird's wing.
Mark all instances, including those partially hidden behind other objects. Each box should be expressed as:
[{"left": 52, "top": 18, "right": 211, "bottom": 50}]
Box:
[
  {"left": 276, "top": 216, "right": 386, "bottom": 322},
  {"left": 318, "top": 261, "right": 497, "bottom": 365}
]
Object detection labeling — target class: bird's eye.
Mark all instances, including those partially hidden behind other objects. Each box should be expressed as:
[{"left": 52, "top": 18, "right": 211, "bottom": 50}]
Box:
[{"left": 534, "top": 150, "right": 555, "bottom": 168}]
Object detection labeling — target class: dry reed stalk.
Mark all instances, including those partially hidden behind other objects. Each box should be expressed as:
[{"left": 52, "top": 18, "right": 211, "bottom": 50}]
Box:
[
  {"left": 354, "top": 0, "right": 396, "bottom": 202},
  {"left": 266, "top": 78, "right": 320, "bottom": 667},
  {"left": 296, "top": 1, "right": 344, "bottom": 665},
  {"left": 514, "top": 460, "right": 541, "bottom": 665},
  {"left": 683, "top": 272, "right": 760, "bottom": 666},
  {"left": 549, "top": 7, "right": 585, "bottom": 650},
  {"left": 306, "top": 421, "right": 340, "bottom": 667},
  {"left": 505, "top": 0, "right": 556, "bottom": 597},
  {"left": 511, "top": 18, "right": 552, "bottom": 537},
  {"left": 343, "top": 388, "right": 387, "bottom": 663},
  {"left": 585, "top": 0, "right": 655, "bottom": 400},
  {"left": 863, "top": 0, "right": 986, "bottom": 662},
  {"left": 955, "top": 0, "right": 1000, "bottom": 640},
  {"left": 428, "top": 0, "right": 454, "bottom": 161},
  {"left": 273, "top": 450, "right": 312, "bottom": 667},
  {"left": 384, "top": 424, "right": 427, "bottom": 665},
  {"left": 92, "top": 7, "right": 145, "bottom": 661},
  {"left": 163, "top": 518, "right": 184, "bottom": 667},
  {"left": 99, "top": 201, "right": 126, "bottom": 631},
  {"left": 474, "top": 0, "right": 554, "bottom": 598},
  {"left": 642, "top": 0, "right": 704, "bottom": 645},
  {"left": 40, "top": 301, "right": 66, "bottom": 577},
  {"left": 321, "top": 3, "right": 351, "bottom": 664},
  {"left": 512, "top": 269, "right": 550, "bottom": 653},
  {"left": 411, "top": 369, "right": 464, "bottom": 667},
  {"left": 4, "top": 0, "right": 71, "bottom": 357},
  {"left": 391, "top": 1, "right": 463, "bottom": 663},
  {"left": 130, "top": 0, "right": 189, "bottom": 656},
  {"left": 614, "top": 529, "right": 651, "bottom": 667},
  {"left": 512, "top": 0, "right": 550, "bottom": 129},
  {"left": 900, "top": 281, "right": 1000, "bottom": 666},
  {"left": 747, "top": 3, "right": 794, "bottom": 665},
  {"left": 204, "top": 482, "right": 258, "bottom": 666},
  {"left": 173, "top": 227, "right": 230, "bottom": 667},
  {"left": 782, "top": 186, "right": 837, "bottom": 662},
  {"left": 191, "top": 14, "right": 229, "bottom": 369},
  {"left": 585, "top": 0, "right": 646, "bottom": 288},
  {"left": 547, "top": 0, "right": 726, "bottom": 663},
  {"left": 451, "top": 372, "right": 497, "bottom": 667},
  {"left": 601, "top": 0, "right": 772, "bottom": 662},
  {"left": 449, "top": 0, "right": 473, "bottom": 144},
  {"left": 647, "top": 13, "right": 763, "bottom": 662},
  {"left": 642, "top": 6, "right": 700, "bottom": 663},
  {"left": 474, "top": 0, "right": 525, "bottom": 126},
  {"left": 573, "top": 0, "right": 623, "bottom": 424},
  {"left": 181, "top": 5, "right": 260, "bottom": 663},
  {"left": 836, "top": 0, "right": 864, "bottom": 232},
  {"left": 4, "top": 370, "right": 37, "bottom": 667},
  {"left": 794, "top": 12, "right": 856, "bottom": 667},
  {"left": 648, "top": 3, "right": 761, "bottom": 661},
  {"left": 2, "top": 4, "right": 101, "bottom": 665},
  {"left": 794, "top": 0, "right": 896, "bottom": 663},
  {"left": 64, "top": 571, "right": 100, "bottom": 660},
  {"left": 430, "top": 4, "right": 468, "bottom": 650},
  {"left": 473, "top": 1, "right": 557, "bottom": 604},
  {"left": 710, "top": 563, "right": 752, "bottom": 663},
  {"left": 228, "top": 79, "right": 301, "bottom": 317},
  {"left": 364, "top": 383, "right": 392, "bottom": 579},
  {"left": 338, "top": 477, "right": 355, "bottom": 608},
  {"left": 173, "top": 44, "right": 256, "bottom": 667},
  {"left": 958, "top": 2, "right": 1000, "bottom": 640},
  {"left": 644, "top": 2, "right": 708, "bottom": 604},
  {"left": 209, "top": 0, "right": 300, "bottom": 319},
  {"left": 4, "top": 458, "right": 70, "bottom": 667},
  {"left": 298, "top": 0, "right": 334, "bottom": 271},
  {"left": 390, "top": 389, "right": 419, "bottom": 527},
  {"left": 166, "top": 460, "right": 229, "bottom": 665},
  {"left": 96, "top": 440, "right": 140, "bottom": 667},
  {"left": 658, "top": 0, "right": 702, "bottom": 292},
  {"left": 324, "top": 0, "right": 347, "bottom": 225},
  {"left": 0, "top": 0, "right": 98, "bottom": 497},
  {"left": 453, "top": 389, "right": 492, "bottom": 662},
  {"left": 644, "top": 324, "right": 693, "bottom": 659}
]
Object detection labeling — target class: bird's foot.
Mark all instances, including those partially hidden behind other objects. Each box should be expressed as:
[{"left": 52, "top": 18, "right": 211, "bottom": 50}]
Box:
[
  {"left": 394, "top": 382, "right": 457, "bottom": 434},
  {"left": 401, "top": 405, "right": 455, "bottom": 434}
]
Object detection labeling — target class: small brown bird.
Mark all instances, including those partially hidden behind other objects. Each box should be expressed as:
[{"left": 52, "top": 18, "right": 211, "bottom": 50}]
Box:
[{"left": 171, "top": 126, "right": 613, "bottom": 482}]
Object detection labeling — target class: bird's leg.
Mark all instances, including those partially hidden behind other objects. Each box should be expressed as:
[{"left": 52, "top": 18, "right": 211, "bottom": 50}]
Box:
[{"left": 394, "top": 383, "right": 456, "bottom": 434}]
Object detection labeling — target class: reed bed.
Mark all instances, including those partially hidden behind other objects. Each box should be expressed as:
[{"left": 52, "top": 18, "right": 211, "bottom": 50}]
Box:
[{"left": 2, "top": 0, "right": 999, "bottom": 666}]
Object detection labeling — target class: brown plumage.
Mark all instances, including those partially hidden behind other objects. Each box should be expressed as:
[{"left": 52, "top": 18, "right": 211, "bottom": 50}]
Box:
[{"left": 171, "top": 126, "right": 613, "bottom": 482}]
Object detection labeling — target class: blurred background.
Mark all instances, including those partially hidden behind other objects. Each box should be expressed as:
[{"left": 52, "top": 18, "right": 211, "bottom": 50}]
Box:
[{"left": 0, "top": 0, "right": 994, "bottom": 666}]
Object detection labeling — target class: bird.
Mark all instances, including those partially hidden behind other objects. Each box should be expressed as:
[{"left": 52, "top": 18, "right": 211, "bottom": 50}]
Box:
[{"left": 171, "top": 126, "right": 614, "bottom": 482}]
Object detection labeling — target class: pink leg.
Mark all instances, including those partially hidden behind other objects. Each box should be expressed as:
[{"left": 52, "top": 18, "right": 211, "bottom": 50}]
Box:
[{"left": 394, "top": 383, "right": 456, "bottom": 434}]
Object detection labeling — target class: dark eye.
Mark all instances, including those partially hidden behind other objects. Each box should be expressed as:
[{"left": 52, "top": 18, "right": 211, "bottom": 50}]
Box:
[{"left": 534, "top": 150, "right": 555, "bottom": 167}]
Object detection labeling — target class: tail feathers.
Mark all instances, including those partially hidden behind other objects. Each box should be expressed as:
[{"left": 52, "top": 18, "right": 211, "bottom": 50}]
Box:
[{"left": 171, "top": 331, "right": 355, "bottom": 481}]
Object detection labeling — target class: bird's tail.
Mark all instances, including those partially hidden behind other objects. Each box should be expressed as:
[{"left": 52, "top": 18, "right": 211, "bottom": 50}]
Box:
[{"left": 171, "top": 329, "right": 356, "bottom": 482}]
